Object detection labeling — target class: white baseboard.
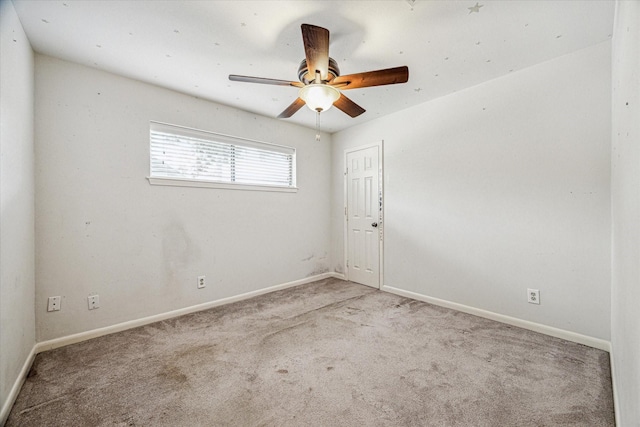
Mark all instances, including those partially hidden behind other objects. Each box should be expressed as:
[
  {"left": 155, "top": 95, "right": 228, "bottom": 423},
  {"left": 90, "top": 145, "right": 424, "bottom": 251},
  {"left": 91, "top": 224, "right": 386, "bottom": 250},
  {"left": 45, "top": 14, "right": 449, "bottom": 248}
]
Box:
[
  {"left": 0, "top": 345, "right": 36, "bottom": 427},
  {"left": 609, "top": 344, "right": 620, "bottom": 426},
  {"left": 330, "top": 272, "right": 347, "bottom": 281},
  {"left": 382, "top": 285, "right": 611, "bottom": 352},
  {"left": 36, "top": 272, "right": 336, "bottom": 354}
]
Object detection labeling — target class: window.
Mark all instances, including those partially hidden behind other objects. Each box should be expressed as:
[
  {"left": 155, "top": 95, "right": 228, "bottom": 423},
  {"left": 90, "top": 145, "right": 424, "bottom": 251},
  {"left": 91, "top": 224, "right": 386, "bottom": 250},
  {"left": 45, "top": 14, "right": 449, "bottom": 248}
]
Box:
[{"left": 148, "top": 121, "right": 296, "bottom": 192}]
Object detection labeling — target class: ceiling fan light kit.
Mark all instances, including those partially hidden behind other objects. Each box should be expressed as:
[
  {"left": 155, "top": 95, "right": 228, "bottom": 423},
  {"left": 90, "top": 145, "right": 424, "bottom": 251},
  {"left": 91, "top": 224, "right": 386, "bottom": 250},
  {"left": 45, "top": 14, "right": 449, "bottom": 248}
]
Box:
[
  {"left": 229, "top": 24, "right": 409, "bottom": 124},
  {"left": 299, "top": 84, "right": 340, "bottom": 112}
]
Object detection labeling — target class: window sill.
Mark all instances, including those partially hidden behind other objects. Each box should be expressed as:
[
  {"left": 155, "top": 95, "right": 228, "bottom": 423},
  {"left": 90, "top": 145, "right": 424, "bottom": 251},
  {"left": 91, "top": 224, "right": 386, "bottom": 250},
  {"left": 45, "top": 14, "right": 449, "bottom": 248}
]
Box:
[{"left": 147, "top": 176, "right": 298, "bottom": 193}]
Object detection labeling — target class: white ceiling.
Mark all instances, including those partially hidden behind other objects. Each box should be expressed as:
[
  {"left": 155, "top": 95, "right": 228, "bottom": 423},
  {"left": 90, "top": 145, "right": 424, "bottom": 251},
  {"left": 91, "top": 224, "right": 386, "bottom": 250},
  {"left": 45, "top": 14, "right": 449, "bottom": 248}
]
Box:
[{"left": 12, "top": 0, "right": 614, "bottom": 133}]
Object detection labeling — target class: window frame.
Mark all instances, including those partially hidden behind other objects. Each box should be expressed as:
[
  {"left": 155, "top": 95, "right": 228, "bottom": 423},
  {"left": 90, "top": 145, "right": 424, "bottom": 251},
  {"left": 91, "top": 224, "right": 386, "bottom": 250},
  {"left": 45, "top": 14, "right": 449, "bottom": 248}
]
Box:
[{"left": 147, "top": 121, "right": 297, "bottom": 193}]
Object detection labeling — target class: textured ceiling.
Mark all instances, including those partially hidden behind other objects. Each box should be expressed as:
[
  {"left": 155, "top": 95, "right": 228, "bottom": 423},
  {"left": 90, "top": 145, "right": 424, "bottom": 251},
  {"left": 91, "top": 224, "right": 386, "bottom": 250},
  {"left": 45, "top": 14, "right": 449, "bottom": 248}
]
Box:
[{"left": 12, "top": 0, "right": 614, "bottom": 133}]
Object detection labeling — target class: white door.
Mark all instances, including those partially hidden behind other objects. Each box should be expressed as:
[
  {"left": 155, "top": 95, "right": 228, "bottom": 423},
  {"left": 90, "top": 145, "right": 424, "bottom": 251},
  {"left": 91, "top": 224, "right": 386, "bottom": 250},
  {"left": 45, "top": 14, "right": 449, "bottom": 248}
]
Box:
[{"left": 346, "top": 145, "right": 381, "bottom": 288}]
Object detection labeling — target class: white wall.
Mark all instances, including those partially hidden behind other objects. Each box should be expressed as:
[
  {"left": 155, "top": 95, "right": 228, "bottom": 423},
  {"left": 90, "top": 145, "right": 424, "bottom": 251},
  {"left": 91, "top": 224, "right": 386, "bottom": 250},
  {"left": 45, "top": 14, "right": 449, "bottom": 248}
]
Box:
[
  {"left": 35, "top": 55, "right": 331, "bottom": 341},
  {"left": 611, "top": 1, "right": 640, "bottom": 425},
  {"left": 0, "top": 0, "right": 36, "bottom": 421},
  {"left": 332, "top": 42, "right": 612, "bottom": 341}
]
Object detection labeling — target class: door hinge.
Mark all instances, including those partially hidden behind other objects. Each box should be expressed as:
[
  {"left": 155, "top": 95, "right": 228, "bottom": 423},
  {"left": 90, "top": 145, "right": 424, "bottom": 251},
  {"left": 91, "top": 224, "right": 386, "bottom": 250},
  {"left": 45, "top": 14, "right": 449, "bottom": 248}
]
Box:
[{"left": 344, "top": 207, "right": 347, "bottom": 216}]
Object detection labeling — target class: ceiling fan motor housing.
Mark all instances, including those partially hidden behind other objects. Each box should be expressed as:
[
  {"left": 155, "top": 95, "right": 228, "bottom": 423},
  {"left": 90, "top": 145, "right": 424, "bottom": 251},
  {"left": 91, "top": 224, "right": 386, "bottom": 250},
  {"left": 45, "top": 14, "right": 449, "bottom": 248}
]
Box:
[{"left": 298, "top": 58, "right": 340, "bottom": 84}]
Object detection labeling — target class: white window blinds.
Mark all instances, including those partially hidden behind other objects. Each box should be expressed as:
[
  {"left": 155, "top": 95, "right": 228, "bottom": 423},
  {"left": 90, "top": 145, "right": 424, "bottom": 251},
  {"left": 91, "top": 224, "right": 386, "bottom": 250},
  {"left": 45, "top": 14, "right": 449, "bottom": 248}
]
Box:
[{"left": 150, "top": 122, "right": 295, "bottom": 189}]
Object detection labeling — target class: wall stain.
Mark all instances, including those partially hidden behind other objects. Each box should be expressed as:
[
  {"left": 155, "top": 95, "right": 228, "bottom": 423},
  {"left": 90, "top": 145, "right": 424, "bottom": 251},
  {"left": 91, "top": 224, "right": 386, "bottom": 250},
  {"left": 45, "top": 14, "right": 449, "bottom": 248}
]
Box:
[{"left": 162, "top": 221, "right": 198, "bottom": 286}]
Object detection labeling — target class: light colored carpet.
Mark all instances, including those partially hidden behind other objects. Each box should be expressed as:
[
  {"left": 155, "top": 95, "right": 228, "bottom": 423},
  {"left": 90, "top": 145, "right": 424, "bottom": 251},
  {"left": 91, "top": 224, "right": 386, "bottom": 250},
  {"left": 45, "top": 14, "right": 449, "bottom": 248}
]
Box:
[{"left": 7, "top": 278, "right": 614, "bottom": 426}]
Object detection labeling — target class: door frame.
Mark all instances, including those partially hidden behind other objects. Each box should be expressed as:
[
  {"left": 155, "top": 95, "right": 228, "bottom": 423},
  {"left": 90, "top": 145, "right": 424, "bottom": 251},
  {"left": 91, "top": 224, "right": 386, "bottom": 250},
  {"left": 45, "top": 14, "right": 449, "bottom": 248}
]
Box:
[{"left": 343, "top": 141, "right": 384, "bottom": 289}]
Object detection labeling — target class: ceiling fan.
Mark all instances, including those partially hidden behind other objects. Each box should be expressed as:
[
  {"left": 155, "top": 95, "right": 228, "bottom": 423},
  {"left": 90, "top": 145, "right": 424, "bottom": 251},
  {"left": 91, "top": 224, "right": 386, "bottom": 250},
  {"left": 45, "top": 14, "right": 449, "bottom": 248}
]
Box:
[{"left": 229, "top": 24, "right": 409, "bottom": 119}]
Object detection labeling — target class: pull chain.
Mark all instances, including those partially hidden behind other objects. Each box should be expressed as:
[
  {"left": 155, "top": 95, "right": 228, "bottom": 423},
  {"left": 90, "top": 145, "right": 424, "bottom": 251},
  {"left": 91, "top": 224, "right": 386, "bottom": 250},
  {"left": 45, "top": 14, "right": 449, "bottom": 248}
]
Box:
[{"left": 316, "top": 110, "right": 322, "bottom": 141}]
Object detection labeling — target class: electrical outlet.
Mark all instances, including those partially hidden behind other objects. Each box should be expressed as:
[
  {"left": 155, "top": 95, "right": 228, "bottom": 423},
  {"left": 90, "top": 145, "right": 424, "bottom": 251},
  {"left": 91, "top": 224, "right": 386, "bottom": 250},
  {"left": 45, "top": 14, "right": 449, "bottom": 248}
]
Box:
[
  {"left": 197, "top": 275, "right": 206, "bottom": 289},
  {"left": 527, "top": 289, "right": 540, "bottom": 305},
  {"left": 88, "top": 295, "right": 100, "bottom": 310},
  {"left": 47, "top": 296, "right": 61, "bottom": 312}
]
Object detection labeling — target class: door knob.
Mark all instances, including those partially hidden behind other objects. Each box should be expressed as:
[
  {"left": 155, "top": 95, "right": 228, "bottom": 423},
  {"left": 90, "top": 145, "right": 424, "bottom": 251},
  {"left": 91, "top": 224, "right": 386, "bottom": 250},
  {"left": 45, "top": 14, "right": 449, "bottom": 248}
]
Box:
[{"left": 371, "top": 222, "right": 378, "bottom": 228}]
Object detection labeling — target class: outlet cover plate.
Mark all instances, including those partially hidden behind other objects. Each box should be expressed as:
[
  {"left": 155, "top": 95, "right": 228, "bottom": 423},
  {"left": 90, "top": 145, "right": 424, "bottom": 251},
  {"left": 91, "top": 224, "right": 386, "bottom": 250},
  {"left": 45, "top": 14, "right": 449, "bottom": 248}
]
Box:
[
  {"left": 47, "top": 296, "right": 61, "bottom": 312},
  {"left": 197, "top": 275, "right": 206, "bottom": 289},
  {"left": 88, "top": 295, "right": 100, "bottom": 310},
  {"left": 527, "top": 288, "right": 540, "bottom": 305}
]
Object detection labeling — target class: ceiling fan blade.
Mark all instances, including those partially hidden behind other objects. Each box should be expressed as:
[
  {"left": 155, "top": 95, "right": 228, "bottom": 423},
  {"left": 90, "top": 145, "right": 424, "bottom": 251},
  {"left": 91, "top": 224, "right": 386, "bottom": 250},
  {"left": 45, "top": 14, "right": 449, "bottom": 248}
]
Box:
[
  {"left": 301, "top": 24, "right": 330, "bottom": 81},
  {"left": 277, "top": 98, "right": 306, "bottom": 119},
  {"left": 333, "top": 93, "right": 366, "bottom": 118},
  {"left": 229, "top": 75, "right": 304, "bottom": 88},
  {"left": 330, "top": 66, "right": 409, "bottom": 89}
]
